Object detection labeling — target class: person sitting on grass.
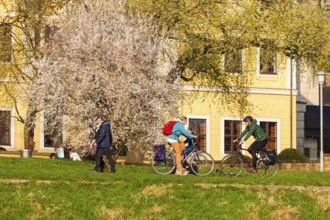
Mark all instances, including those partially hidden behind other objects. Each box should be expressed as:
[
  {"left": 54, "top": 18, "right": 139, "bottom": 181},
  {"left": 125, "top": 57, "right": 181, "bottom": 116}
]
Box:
[
  {"left": 69, "top": 149, "right": 82, "bottom": 161},
  {"left": 56, "top": 145, "right": 65, "bottom": 159}
]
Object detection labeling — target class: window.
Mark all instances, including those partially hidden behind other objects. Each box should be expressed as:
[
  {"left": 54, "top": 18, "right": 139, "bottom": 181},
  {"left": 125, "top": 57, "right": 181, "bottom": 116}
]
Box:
[
  {"left": 224, "top": 120, "right": 242, "bottom": 153},
  {"left": 44, "top": 24, "right": 58, "bottom": 42},
  {"left": 0, "top": 23, "right": 12, "bottom": 62},
  {"left": 260, "top": 122, "right": 277, "bottom": 150},
  {"left": 0, "top": 111, "right": 11, "bottom": 145},
  {"left": 260, "top": 47, "right": 277, "bottom": 75},
  {"left": 188, "top": 118, "right": 207, "bottom": 151},
  {"left": 224, "top": 50, "right": 242, "bottom": 73},
  {"left": 43, "top": 121, "right": 63, "bottom": 148},
  {"left": 44, "top": 134, "right": 62, "bottom": 148}
]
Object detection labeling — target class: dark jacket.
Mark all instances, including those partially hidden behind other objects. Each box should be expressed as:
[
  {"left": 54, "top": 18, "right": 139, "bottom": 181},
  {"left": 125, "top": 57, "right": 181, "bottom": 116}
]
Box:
[
  {"left": 184, "top": 132, "right": 195, "bottom": 146},
  {"left": 95, "top": 121, "right": 113, "bottom": 148},
  {"left": 237, "top": 119, "right": 267, "bottom": 141}
]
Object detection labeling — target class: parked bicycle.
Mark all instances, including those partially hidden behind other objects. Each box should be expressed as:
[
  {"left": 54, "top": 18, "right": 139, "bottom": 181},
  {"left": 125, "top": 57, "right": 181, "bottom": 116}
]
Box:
[
  {"left": 220, "top": 143, "right": 279, "bottom": 179},
  {"left": 151, "top": 140, "right": 215, "bottom": 176}
]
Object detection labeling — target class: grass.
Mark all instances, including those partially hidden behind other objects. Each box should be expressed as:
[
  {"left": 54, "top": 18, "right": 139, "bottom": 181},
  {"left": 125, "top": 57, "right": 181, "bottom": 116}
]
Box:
[{"left": 0, "top": 157, "right": 329, "bottom": 219}]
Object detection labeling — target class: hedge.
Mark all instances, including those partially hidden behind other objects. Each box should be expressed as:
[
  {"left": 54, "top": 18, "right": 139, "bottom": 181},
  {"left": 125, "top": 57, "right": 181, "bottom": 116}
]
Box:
[{"left": 277, "top": 148, "right": 308, "bottom": 162}]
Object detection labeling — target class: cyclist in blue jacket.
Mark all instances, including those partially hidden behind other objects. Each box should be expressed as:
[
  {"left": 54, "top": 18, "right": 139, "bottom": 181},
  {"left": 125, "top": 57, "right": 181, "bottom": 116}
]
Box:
[{"left": 167, "top": 116, "right": 197, "bottom": 175}]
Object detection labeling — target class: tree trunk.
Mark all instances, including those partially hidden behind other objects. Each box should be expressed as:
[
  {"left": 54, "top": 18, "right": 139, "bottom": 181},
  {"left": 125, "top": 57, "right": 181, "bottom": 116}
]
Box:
[
  {"left": 24, "top": 124, "right": 35, "bottom": 150},
  {"left": 23, "top": 105, "right": 37, "bottom": 150},
  {"left": 112, "top": 142, "right": 127, "bottom": 162},
  {"left": 125, "top": 148, "right": 144, "bottom": 164}
]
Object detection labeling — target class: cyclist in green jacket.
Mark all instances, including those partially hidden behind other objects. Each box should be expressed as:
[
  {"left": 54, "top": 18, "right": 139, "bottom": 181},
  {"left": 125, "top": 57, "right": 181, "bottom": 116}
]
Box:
[{"left": 233, "top": 116, "right": 268, "bottom": 172}]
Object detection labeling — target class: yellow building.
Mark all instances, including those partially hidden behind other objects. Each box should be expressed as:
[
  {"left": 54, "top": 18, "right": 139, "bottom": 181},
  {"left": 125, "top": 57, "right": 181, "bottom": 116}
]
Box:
[
  {"left": 181, "top": 49, "right": 297, "bottom": 160},
  {"left": 0, "top": 0, "right": 58, "bottom": 154},
  {"left": 0, "top": 1, "right": 297, "bottom": 159}
]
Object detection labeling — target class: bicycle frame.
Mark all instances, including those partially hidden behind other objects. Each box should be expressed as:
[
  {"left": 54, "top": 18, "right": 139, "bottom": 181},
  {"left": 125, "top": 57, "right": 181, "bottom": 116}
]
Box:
[
  {"left": 151, "top": 137, "right": 215, "bottom": 176},
  {"left": 232, "top": 147, "right": 252, "bottom": 168},
  {"left": 220, "top": 143, "right": 279, "bottom": 178},
  {"left": 167, "top": 144, "right": 198, "bottom": 166}
]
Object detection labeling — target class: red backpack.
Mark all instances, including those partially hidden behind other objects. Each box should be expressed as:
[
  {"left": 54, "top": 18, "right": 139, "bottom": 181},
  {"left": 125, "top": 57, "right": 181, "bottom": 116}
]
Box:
[{"left": 162, "top": 121, "right": 177, "bottom": 135}]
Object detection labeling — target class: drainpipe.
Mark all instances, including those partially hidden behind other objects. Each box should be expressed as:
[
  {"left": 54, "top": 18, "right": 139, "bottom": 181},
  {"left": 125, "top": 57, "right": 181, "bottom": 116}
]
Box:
[{"left": 290, "top": 56, "right": 293, "bottom": 149}]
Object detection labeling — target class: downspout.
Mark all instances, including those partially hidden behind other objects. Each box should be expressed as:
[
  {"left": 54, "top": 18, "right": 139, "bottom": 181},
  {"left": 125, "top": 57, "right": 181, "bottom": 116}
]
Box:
[{"left": 290, "top": 56, "right": 293, "bottom": 149}]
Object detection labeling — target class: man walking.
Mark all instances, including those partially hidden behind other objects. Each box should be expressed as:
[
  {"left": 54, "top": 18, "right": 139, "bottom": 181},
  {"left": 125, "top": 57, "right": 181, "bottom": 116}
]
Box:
[{"left": 89, "top": 115, "right": 116, "bottom": 173}]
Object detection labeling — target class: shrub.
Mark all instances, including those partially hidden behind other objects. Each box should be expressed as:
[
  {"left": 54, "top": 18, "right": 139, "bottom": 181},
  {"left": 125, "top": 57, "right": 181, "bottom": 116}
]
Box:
[{"left": 277, "top": 148, "right": 308, "bottom": 162}]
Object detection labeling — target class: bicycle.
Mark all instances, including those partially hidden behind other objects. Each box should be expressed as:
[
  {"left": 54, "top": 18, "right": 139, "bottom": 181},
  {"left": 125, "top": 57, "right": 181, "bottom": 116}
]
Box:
[
  {"left": 220, "top": 143, "right": 279, "bottom": 179},
  {"left": 151, "top": 140, "right": 215, "bottom": 176}
]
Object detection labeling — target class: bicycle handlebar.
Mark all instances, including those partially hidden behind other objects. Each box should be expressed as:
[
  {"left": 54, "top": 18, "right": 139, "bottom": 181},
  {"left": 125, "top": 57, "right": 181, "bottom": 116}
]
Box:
[
  {"left": 233, "top": 142, "right": 248, "bottom": 151},
  {"left": 191, "top": 138, "right": 198, "bottom": 145}
]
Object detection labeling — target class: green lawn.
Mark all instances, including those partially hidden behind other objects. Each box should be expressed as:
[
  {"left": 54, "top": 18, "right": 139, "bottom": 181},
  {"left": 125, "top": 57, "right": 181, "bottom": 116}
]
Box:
[{"left": 0, "top": 158, "right": 329, "bottom": 220}]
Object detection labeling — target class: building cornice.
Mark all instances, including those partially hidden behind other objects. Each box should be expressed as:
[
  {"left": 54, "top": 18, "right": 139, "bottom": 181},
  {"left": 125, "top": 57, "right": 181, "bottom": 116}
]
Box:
[{"left": 183, "top": 85, "right": 298, "bottom": 96}]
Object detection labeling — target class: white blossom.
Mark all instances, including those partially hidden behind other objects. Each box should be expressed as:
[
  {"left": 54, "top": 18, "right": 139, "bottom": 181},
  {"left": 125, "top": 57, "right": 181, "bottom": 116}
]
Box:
[{"left": 30, "top": 0, "right": 182, "bottom": 160}]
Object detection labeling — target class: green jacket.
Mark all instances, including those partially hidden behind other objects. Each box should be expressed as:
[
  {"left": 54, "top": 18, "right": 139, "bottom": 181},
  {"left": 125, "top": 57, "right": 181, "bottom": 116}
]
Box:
[{"left": 237, "top": 119, "right": 267, "bottom": 141}]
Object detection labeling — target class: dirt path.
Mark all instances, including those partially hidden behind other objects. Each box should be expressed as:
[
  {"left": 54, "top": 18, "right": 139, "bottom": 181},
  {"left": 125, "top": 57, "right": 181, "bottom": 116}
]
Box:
[
  {"left": 0, "top": 178, "right": 126, "bottom": 185},
  {"left": 195, "top": 183, "right": 330, "bottom": 191},
  {"left": 1, "top": 178, "right": 329, "bottom": 191}
]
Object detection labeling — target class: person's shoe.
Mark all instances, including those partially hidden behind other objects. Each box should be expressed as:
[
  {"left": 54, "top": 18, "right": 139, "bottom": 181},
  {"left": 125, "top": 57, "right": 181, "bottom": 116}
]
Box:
[
  {"left": 175, "top": 169, "right": 189, "bottom": 176},
  {"left": 175, "top": 170, "right": 183, "bottom": 175},
  {"left": 88, "top": 169, "right": 97, "bottom": 173},
  {"left": 110, "top": 169, "right": 116, "bottom": 173},
  {"left": 247, "top": 167, "right": 256, "bottom": 173}
]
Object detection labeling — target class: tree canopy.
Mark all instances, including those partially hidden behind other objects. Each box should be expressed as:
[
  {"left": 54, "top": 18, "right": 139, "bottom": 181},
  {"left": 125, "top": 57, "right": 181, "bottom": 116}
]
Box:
[
  {"left": 129, "top": 0, "right": 330, "bottom": 112},
  {"left": 32, "top": 0, "right": 181, "bottom": 162}
]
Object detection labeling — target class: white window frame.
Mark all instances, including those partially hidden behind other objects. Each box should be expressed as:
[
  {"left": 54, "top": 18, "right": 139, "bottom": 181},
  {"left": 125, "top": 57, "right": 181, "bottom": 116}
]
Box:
[
  {"left": 256, "top": 47, "right": 281, "bottom": 78},
  {"left": 220, "top": 116, "right": 246, "bottom": 157},
  {"left": 221, "top": 49, "right": 246, "bottom": 75},
  {"left": 40, "top": 112, "right": 67, "bottom": 150},
  {"left": 285, "top": 57, "right": 297, "bottom": 90},
  {"left": 39, "top": 111, "right": 47, "bottom": 150},
  {"left": 186, "top": 115, "right": 210, "bottom": 153},
  {"left": 0, "top": 108, "right": 14, "bottom": 148},
  {"left": 257, "top": 118, "right": 281, "bottom": 153},
  {"left": 221, "top": 117, "right": 281, "bottom": 156}
]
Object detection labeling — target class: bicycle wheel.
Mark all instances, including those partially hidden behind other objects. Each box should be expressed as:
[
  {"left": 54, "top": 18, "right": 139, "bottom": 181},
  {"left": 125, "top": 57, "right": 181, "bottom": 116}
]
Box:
[
  {"left": 151, "top": 152, "right": 175, "bottom": 175},
  {"left": 189, "top": 152, "right": 215, "bottom": 176},
  {"left": 220, "top": 154, "right": 244, "bottom": 177},
  {"left": 256, "top": 158, "right": 279, "bottom": 179}
]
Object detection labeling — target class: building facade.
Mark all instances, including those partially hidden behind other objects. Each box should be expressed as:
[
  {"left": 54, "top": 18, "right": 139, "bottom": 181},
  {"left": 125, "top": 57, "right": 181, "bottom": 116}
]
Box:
[
  {"left": 181, "top": 50, "right": 297, "bottom": 160},
  {"left": 0, "top": 0, "right": 59, "bottom": 153}
]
